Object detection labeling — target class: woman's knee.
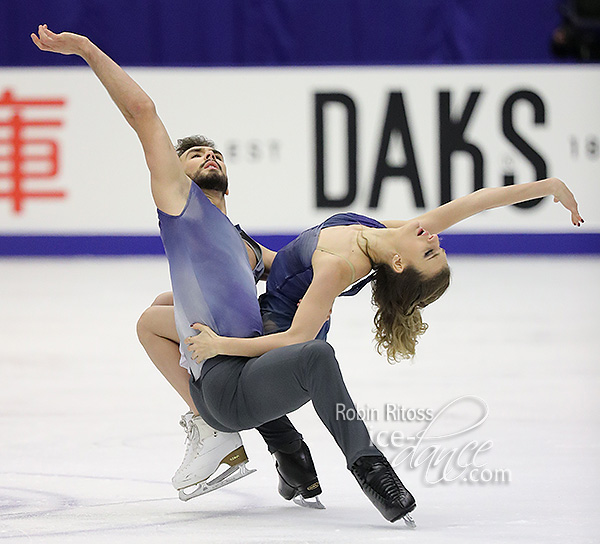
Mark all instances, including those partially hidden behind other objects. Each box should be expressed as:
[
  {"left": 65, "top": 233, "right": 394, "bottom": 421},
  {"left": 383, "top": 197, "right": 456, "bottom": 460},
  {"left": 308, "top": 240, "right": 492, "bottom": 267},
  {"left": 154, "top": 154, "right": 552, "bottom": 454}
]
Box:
[
  {"left": 136, "top": 306, "right": 153, "bottom": 344},
  {"left": 137, "top": 305, "right": 178, "bottom": 345},
  {"left": 152, "top": 291, "right": 174, "bottom": 306}
]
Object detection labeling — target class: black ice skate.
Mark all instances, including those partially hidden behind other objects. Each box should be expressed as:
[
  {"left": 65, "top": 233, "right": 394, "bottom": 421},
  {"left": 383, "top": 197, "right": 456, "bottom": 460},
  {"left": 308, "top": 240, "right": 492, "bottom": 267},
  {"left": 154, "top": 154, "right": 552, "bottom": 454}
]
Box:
[
  {"left": 273, "top": 440, "right": 325, "bottom": 509},
  {"left": 351, "top": 455, "right": 416, "bottom": 528}
]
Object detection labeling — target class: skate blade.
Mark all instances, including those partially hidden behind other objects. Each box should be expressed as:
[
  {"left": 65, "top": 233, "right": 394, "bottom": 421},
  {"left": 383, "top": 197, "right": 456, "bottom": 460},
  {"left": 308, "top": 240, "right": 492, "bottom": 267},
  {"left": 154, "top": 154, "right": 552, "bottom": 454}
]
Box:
[
  {"left": 402, "top": 513, "right": 416, "bottom": 529},
  {"left": 178, "top": 461, "right": 256, "bottom": 502},
  {"left": 292, "top": 495, "right": 326, "bottom": 510}
]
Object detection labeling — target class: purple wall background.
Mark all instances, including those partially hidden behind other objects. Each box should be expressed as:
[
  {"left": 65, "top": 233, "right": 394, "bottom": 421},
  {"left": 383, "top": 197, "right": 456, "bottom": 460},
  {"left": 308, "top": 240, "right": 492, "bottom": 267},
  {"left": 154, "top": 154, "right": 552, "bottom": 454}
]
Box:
[{"left": 2, "top": 0, "right": 565, "bottom": 67}]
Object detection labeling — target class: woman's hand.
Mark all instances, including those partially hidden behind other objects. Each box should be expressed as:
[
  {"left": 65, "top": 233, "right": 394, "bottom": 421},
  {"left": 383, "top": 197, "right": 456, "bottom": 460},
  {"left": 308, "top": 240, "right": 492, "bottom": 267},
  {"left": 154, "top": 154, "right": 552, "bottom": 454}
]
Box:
[
  {"left": 185, "top": 324, "right": 223, "bottom": 361},
  {"left": 551, "top": 178, "right": 584, "bottom": 226},
  {"left": 31, "top": 25, "right": 88, "bottom": 56}
]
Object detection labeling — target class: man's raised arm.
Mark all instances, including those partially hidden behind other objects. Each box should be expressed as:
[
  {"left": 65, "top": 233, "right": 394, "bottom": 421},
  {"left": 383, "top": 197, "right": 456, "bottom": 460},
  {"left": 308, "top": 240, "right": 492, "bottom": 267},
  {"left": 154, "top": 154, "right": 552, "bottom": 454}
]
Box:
[{"left": 31, "top": 24, "right": 190, "bottom": 214}]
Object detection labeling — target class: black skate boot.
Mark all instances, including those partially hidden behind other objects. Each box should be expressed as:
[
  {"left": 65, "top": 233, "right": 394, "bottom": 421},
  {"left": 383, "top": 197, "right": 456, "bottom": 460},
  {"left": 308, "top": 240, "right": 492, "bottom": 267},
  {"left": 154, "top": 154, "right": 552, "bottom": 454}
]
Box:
[
  {"left": 273, "top": 440, "right": 324, "bottom": 509},
  {"left": 351, "top": 455, "right": 416, "bottom": 527}
]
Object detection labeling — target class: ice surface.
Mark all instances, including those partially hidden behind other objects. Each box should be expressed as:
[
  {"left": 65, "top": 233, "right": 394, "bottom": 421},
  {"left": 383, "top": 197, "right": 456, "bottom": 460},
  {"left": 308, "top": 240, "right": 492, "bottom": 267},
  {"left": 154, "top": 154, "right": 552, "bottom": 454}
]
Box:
[{"left": 1, "top": 256, "right": 598, "bottom": 543}]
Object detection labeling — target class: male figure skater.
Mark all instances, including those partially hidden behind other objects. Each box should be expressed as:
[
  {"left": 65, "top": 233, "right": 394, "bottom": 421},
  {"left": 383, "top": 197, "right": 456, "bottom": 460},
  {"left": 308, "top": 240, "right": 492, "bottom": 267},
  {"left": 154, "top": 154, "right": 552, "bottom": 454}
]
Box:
[
  {"left": 32, "top": 26, "right": 321, "bottom": 507},
  {"left": 32, "top": 25, "right": 417, "bottom": 526},
  {"left": 136, "top": 135, "right": 323, "bottom": 506}
]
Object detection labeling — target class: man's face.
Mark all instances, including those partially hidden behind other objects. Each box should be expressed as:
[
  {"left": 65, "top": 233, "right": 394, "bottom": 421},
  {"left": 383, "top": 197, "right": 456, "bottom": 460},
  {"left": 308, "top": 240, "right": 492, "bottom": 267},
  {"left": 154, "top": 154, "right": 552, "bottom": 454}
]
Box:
[{"left": 181, "top": 146, "right": 228, "bottom": 194}]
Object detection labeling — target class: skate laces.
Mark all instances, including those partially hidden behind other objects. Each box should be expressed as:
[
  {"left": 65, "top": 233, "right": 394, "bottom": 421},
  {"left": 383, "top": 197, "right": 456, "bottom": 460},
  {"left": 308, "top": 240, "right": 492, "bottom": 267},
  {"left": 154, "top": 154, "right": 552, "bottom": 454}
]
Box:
[
  {"left": 372, "top": 462, "right": 406, "bottom": 502},
  {"left": 358, "top": 458, "right": 407, "bottom": 503},
  {"left": 180, "top": 415, "right": 202, "bottom": 449}
]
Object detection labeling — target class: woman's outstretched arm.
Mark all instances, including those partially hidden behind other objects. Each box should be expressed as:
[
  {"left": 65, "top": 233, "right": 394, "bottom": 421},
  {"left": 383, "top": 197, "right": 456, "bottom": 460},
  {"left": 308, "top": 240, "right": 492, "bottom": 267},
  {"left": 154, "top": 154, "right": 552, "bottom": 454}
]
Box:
[{"left": 382, "top": 177, "right": 583, "bottom": 233}]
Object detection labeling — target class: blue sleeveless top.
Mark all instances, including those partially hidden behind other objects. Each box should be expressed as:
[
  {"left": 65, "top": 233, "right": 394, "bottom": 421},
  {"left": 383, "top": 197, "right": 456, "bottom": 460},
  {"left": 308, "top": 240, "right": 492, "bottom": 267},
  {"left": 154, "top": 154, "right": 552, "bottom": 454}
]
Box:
[
  {"left": 260, "top": 212, "right": 385, "bottom": 339},
  {"left": 237, "top": 226, "right": 265, "bottom": 283},
  {"left": 158, "top": 183, "right": 263, "bottom": 379}
]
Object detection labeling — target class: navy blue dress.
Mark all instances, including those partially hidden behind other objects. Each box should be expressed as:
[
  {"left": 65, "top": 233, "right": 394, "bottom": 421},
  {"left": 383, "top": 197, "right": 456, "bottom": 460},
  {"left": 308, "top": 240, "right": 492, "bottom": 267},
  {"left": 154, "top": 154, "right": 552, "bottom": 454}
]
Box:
[{"left": 260, "top": 212, "right": 386, "bottom": 339}]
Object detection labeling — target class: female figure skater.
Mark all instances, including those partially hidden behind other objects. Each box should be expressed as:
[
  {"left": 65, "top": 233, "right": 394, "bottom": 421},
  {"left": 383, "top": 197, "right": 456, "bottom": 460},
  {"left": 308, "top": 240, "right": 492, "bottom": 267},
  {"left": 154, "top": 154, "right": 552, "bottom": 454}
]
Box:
[{"left": 186, "top": 177, "right": 582, "bottom": 363}]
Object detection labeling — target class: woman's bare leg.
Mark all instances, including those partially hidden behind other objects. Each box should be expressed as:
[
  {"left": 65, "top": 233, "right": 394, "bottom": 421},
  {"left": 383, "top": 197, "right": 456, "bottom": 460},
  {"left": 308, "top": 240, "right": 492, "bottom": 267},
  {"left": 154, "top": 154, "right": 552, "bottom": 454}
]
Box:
[{"left": 136, "top": 292, "right": 198, "bottom": 415}]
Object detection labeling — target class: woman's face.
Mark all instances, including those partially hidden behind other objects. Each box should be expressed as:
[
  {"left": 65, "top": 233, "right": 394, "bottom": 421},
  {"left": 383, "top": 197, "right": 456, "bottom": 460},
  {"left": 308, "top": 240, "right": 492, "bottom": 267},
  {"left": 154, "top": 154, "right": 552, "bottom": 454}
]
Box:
[{"left": 391, "top": 220, "right": 448, "bottom": 276}]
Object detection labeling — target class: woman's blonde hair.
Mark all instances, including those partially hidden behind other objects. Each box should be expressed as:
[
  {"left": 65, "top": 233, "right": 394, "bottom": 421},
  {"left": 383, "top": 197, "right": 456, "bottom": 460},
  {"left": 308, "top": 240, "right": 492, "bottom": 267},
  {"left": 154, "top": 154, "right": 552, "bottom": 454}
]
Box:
[{"left": 371, "top": 264, "right": 451, "bottom": 363}]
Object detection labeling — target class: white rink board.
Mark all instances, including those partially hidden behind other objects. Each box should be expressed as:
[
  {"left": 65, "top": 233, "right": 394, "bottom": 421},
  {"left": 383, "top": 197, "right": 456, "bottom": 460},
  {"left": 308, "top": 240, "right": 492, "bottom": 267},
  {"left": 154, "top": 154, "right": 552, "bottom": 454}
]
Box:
[{"left": 0, "top": 65, "right": 598, "bottom": 234}]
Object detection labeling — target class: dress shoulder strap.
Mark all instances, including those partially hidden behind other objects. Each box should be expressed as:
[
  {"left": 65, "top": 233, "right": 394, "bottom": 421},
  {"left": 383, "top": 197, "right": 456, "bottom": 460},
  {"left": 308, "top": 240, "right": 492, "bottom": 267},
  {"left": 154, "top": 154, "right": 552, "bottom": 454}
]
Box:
[{"left": 315, "top": 246, "right": 357, "bottom": 284}]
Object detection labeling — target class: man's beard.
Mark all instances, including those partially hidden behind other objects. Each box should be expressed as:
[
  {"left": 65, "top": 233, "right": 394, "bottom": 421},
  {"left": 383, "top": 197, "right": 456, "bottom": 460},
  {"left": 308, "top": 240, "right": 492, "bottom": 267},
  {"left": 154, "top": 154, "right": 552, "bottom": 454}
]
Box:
[{"left": 190, "top": 168, "right": 228, "bottom": 194}]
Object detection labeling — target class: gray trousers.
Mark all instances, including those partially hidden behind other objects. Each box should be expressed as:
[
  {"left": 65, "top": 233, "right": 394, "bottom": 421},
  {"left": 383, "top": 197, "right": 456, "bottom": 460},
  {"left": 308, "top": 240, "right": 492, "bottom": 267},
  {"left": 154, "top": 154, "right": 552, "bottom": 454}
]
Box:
[{"left": 189, "top": 340, "right": 379, "bottom": 468}]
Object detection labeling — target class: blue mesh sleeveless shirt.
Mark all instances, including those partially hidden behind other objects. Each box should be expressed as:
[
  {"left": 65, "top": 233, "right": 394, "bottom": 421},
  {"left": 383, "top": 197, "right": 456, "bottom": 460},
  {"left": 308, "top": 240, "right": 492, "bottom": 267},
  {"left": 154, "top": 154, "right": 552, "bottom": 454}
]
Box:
[{"left": 158, "top": 182, "right": 263, "bottom": 379}]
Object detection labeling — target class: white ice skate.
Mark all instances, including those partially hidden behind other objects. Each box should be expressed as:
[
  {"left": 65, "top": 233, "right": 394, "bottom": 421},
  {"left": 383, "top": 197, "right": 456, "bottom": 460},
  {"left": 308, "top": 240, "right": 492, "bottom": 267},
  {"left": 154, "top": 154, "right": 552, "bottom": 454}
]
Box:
[{"left": 172, "top": 412, "right": 256, "bottom": 501}]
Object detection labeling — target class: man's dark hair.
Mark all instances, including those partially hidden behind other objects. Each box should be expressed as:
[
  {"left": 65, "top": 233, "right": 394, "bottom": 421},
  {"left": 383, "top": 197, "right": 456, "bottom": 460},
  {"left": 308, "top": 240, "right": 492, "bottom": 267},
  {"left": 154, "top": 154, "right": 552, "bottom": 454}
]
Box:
[{"left": 175, "top": 135, "right": 217, "bottom": 157}]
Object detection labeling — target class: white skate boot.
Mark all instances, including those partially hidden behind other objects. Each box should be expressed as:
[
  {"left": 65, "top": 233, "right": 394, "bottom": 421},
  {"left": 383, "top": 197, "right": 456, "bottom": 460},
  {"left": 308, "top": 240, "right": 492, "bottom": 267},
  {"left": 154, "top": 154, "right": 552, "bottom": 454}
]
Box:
[{"left": 172, "top": 412, "right": 256, "bottom": 501}]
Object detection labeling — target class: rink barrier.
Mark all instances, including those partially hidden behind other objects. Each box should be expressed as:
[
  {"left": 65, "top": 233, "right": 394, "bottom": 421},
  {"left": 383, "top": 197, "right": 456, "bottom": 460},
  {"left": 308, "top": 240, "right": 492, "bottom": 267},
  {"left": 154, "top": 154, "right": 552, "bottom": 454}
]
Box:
[{"left": 0, "top": 233, "right": 598, "bottom": 256}]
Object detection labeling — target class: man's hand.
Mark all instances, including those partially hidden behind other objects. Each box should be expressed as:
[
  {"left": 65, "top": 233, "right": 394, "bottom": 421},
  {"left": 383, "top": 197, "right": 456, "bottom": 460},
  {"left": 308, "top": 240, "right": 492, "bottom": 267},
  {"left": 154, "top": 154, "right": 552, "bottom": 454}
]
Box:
[
  {"left": 551, "top": 178, "right": 584, "bottom": 227},
  {"left": 31, "top": 23, "right": 190, "bottom": 214},
  {"left": 31, "top": 24, "right": 87, "bottom": 56},
  {"left": 185, "top": 323, "right": 223, "bottom": 361}
]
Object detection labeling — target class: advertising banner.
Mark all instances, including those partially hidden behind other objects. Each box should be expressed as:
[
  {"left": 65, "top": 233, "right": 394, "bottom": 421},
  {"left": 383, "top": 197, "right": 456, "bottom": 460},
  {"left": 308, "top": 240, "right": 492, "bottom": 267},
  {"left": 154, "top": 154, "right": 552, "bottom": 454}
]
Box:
[{"left": 1, "top": 66, "right": 598, "bottom": 252}]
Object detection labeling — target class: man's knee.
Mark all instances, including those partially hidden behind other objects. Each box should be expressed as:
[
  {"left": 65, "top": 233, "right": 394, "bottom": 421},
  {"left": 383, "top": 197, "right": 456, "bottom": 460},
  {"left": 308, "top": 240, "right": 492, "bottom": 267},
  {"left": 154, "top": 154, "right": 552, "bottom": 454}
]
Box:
[
  {"left": 304, "top": 339, "right": 335, "bottom": 356},
  {"left": 301, "top": 340, "right": 339, "bottom": 373}
]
